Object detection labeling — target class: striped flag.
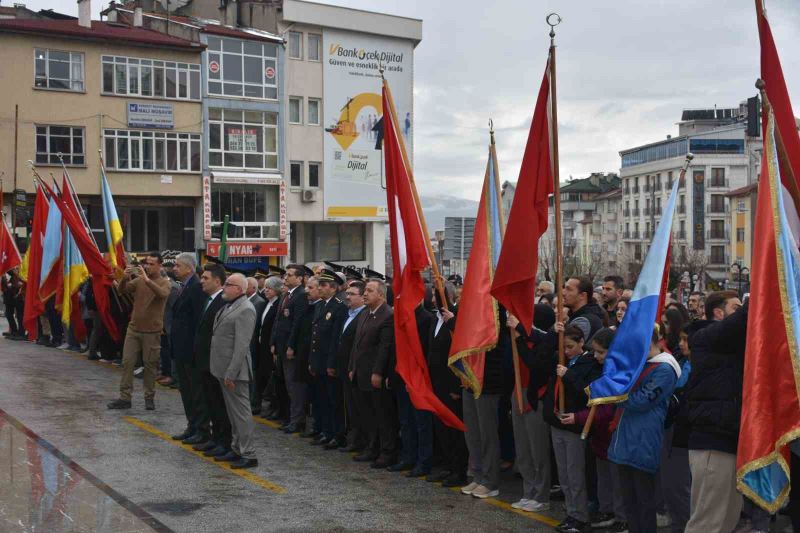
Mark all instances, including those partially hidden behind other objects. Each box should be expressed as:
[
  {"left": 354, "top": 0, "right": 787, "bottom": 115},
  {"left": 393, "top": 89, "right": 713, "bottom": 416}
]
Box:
[{"left": 101, "top": 167, "right": 126, "bottom": 272}]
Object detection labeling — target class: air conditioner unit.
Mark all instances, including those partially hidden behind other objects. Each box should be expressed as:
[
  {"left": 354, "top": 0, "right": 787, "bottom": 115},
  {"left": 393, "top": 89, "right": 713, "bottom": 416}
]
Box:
[{"left": 301, "top": 189, "right": 318, "bottom": 203}]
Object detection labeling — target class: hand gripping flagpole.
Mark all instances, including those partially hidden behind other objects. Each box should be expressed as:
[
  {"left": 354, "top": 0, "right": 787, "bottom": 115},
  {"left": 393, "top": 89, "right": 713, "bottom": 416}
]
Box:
[{"left": 547, "top": 12, "right": 568, "bottom": 414}]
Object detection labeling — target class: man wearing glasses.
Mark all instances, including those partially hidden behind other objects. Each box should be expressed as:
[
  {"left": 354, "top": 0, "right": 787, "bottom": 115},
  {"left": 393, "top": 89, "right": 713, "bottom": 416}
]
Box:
[
  {"left": 107, "top": 253, "right": 172, "bottom": 411},
  {"left": 209, "top": 273, "right": 258, "bottom": 469}
]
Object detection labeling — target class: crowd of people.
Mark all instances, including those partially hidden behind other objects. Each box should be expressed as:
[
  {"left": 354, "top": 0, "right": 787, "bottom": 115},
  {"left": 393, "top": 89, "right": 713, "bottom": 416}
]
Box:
[{"left": 6, "top": 253, "right": 798, "bottom": 533}]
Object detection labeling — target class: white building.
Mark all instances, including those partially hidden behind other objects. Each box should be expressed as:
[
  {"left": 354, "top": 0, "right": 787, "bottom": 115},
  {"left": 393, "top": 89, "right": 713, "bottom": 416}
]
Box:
[{"left": 619, "top": 99, "right": 762, "bottom": 286}]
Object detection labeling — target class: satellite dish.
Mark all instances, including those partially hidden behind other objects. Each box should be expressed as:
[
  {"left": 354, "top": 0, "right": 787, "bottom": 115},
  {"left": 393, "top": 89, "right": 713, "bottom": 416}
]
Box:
[{"left": 160, "top": 0, "right": 191, "bottom": 12}]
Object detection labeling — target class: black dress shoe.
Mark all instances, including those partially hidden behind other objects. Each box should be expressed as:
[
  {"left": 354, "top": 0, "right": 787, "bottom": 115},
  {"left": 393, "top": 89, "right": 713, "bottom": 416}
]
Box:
[
  {"left": 193, "top": 441, "right": 217, "bottom": 452},
  {"left": 183, "top": 434, "right": 207, "bottom": 445},
  {"left": 214, "top": 451, "right": 241, "bottom": 462},
  {"left": 426, "top": 470, "right": 451, "bottom": 483},
  {"left": 107, "top": 399, "right": 132, "bottom": 410},
  {"left": 230, "top": 457, "right": 258, "bottom": 469},
  {"left": 353, "top": 452, "right": 378, "bottom": 462},
  {"left": 87, "top": 353, "right": 101, "bottom": 361},
  {"left": 251, "top": 406, "right": 261, "bottom": 415},
  {"left": 442, "top": 473, "right": 468, "bottom": 487},
  {"left": 311, "top": 435, "right": 331, "bottom": 446},
  {"left": 340, "top": 443, "right": 364, "bottom": 453},
  {"left": 145, "top": 399, "right": 155, "bottom": 411},
  {"left": 406, "top": 466, "right": 431, "bottom": 478},
  {"left": 370, "top": 456, "right": 394, "bottom": 469},
  {"left": 324, "top": 437, "right": 346, "bottom": 450},
  {"left": 300, "top": 429, "right": 320, "bottom": 439},
  {"left": 387, "top": 462, "right": 413, "bottom": 472},
  {"left": 203, "top": 445, "right": 228, "bottom": 457},
  {"left": 171, "top": 429, "right": 193, "bottom": 441}
]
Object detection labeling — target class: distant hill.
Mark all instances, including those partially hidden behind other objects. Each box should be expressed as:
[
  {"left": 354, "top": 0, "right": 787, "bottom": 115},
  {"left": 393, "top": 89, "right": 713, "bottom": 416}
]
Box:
[{"left": 419, "top": 194, "right": 479, "bottom": 233}]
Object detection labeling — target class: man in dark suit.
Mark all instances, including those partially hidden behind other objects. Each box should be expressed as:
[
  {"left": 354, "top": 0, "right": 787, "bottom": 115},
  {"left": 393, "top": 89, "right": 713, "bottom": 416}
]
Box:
[
  {"left": 308, "top": 269, "right": 347, "bottom": 447},
  {"left": 190, "top": 264, "right": 230, "bottom": 458},
  {"left": 254, "top": 275, "right": 282, "bottom": 417},
  {"left": 334, "top": 280, "right": 366, "bottom": 452},
  {"left": 270, "top": 264, "right": 310, "bottom": 433},
  {"left": 246, "top": 276, "right": 267, "bottom": 414},
  {"left": 348, "top": 278, "right": 396, "bottom": 468},
  {"left": 169, "top": 253, "right": 209, "bottom": 443}
]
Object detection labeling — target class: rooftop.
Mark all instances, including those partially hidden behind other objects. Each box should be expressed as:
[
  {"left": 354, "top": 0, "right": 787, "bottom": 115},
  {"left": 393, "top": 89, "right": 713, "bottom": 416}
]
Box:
[
  {"left": 726, "top": 183, "right": 759, "bottom": 197},
  {"left": 0, "top": 19, "right": 204, "bottom": 50}
]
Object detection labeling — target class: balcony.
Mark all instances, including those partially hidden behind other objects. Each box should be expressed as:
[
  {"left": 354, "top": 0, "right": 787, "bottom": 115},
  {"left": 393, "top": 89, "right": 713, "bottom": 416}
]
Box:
[
  {"left": 644, "top": 207, "right": 651, "bottom": 216},
  {"left": 678, "top": 205, "right": 686, "bottom": 214},
  {"left": 708, "top": 203, "right": 730, "bottom": 214},
  {"left": 708, "top": 178, "right": 729, "bottom": 189},
  {"left": 633, "top": 185, "right": 640, "bottom": 194},
  {"left": 633, "top": 208, "right": 640, "bottom": 216},
  {"left": 561, "top": 201, "right": 596, "bottom": 212},
  {"left": 623, "top": 209, "right": 631, "bottom": 217},
  {"left": 675, "top": 230, "right": 687, "bottom": 240},
  {"left": 623, "top": 231, "right": 631, "bottom": 239},
  {"left": 654, "top": 183, "right": 662, "bottom": 192},
  {"left": 707, "top": 229, "right": 730, "bottom": 240},
  {"left": 644, "top": 184, "right": 650, "bottom": 193},
  {"left": 624, "top": 187, "right": 630, "bottom": 195},
  {"left": 667, "top": 181, "right": 674, "bottom": 190},
  {"left": 605, "top": 211, "right": 618, "bottom": 221},
  {"left": 632, "top": 230, "right": 640, "bottom": 239},
  {"left": 655, "top": 207, "right": 662, "bottom": 216}
]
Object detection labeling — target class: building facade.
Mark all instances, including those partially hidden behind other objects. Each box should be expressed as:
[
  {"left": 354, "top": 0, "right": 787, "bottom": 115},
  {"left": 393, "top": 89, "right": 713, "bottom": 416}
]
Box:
[
  {"left": 0, "top": 7, "right": 205, "bottom": 254},
  {"left": 618, "top": 100, "right": 762, "bottom": 286}
]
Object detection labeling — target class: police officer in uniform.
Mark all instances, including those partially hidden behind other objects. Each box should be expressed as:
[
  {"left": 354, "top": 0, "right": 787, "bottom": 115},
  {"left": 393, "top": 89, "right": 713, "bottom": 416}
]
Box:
[{"left": 308, "top": 268, "right": 348, "bottom": 447}]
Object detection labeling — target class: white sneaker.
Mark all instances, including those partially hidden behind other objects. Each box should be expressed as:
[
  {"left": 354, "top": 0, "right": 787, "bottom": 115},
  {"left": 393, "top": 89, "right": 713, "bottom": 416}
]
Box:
[
  {"left": 471, "top": 484, "right": 499, "bottom": 499},
  {"left": 511, "top": 498, "right": 530, "bottom": 509},
  {"left": 656, "top": 513, "right": 672, "bottom": 528},
  {"left": 521, "top": 500, "right": 550, "bottom": 512},
  {"left": 460, "top": 481, "right": 479, "bottom": 495},
  {"left": 133, "top": 367, "right": 144, "bottom": 376},
  {"left": 57, "top": 342, "right": 69, "bottom": 350}
]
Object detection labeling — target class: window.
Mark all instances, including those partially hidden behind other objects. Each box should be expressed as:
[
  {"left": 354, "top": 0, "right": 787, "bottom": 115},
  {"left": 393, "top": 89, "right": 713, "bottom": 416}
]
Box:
[
  {"left": 634, "top": 244, "right": 642, "bottom": 261},
  {"left": 211, "top": 184, "right": 280, "bottom": 240},
  {"left": 689, "top": 138, "right": 744, "bottom": 154},
  {"left": 36, "top": 125, "right": 84, "bottom": 165},
  {"left": 307, "top": 33, "right": 321, "bottom": 61},
  {"left": 290, "top": 161, "right": 303, "bottom": 187},
  {"left": 103, "top": 129, "right": 200, "bottom": 172},
  {"left": 308, "top": 98, "right": 321, "bottom": 126},
  {"left": 34, "top": 49, "right": 83, "bottom": 91},
  {"left": 621, "top": 137, "right": 689, "bottom": 168},
  {"left": 737, "top": 200, "right": 746, "bottom": 212},
  {"left": 206, "top": 37, "right": 279, "bottom": 100},
  {"left": 710, "top": 194, "right": 726, "bottom": 213},
  {"left": 102, "top": 56, "right": 200, "bottom": 100},
  {"left": 679, "top": 220, "right": 686, "bottom": 237},
  {"left": 305, "top": 223, "right": 366, "bottom": 261},
  {"left": 737, "top": 228, "right": 745, "bottom": 242},
  {"left": 710, "top": 245, "right": 726, "bottom": 264},
  {"left": 308, "top": 162, "right": 320, "bottom": 188},
  {"left": 208, "top": 108, "right": 278, "bottom": 170},
  {"left": 710, "top": 219, "right": 726, "bottom": 239},
  {"left": 289, "top": 97, "right": 302, "bottom": 124},
  {"left": 288, "top": 31, "right": 302, "bottom": 59},
  {"left": 711, "top": 167, "right": 726, "bottom": 187}
]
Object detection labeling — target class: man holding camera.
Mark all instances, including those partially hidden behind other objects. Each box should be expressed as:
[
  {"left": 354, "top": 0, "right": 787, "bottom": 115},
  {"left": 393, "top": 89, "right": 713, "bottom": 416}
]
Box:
[{"left": 107, "top": 253, "right": 172, "bottom": 411}]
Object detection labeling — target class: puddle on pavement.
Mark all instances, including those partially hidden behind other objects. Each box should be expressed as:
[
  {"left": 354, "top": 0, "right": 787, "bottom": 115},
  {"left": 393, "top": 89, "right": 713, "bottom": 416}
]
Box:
[{"left": 0, "top": 411, "right": 171, "bottom": 532}]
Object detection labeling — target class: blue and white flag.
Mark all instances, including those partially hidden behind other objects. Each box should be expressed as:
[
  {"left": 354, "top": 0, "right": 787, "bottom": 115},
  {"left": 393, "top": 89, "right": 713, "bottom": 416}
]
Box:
[{"left": 587, "top": 170, "right": 681, "bottom": 405}]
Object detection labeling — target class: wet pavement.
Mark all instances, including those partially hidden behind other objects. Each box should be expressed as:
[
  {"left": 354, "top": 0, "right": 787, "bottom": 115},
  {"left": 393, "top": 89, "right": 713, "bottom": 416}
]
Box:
[{"left": 0, "top": 334, "right": 558, "bottom": 532}]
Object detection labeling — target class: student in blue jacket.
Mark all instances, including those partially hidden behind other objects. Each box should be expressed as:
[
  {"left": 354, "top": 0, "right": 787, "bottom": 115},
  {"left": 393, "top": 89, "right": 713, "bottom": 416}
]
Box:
[{"left": 608, "top": 326, "right": 680, "bottom": 533}]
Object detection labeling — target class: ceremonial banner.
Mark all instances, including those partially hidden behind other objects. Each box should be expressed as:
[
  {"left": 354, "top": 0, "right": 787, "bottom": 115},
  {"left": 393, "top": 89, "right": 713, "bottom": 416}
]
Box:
[
  {"left": 38, "top": 196, "right": 62, "bottom": 301},
  {"left": 101, "top": 167, "right": 126, "bottom": 272},
  {"left": 0, "top": 192, "right": 21, "bottom": 277},
  {"left": 448, "top": 145, "right": 504, "bottom": 396},
  {"left": 383, "top": 79, "right": 464, "bottom": 431},
  {"left": 588, "top": 177, "right": 680, "bottom": 405},
  {"left": 23, "top": 187, "right": 48, "bottom": 340},
  {"left": 490, "top": 60, "right": 553, "bottom": 335}
]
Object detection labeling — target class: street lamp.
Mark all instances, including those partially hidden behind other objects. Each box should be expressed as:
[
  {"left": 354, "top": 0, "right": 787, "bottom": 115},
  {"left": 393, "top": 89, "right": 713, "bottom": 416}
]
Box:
[{"left": 730, "top": 262, "right": 750, "bottom": 297}]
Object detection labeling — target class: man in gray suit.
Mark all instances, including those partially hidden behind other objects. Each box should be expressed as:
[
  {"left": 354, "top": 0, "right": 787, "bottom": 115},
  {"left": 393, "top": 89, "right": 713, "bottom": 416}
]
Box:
[{"left": 210, "top": 273, "right": 258, "bottom": 469}]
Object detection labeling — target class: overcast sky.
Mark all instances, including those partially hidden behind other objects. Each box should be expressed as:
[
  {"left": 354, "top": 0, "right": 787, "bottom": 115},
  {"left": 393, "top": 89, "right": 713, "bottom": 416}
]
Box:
[{"left": 19, "top": 0, "right": 800, "bottom": 203}]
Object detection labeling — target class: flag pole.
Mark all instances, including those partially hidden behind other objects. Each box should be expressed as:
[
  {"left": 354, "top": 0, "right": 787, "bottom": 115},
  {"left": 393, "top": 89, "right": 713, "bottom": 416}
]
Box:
[
  {"left": 490, "top": 122, "right": 525, "bottom": 414},
  {"left": 381, "top": 70, "right": 449, "bottom": 310},
  {"left": 547, "top": 13, "right": 566, "bottom": 413}
]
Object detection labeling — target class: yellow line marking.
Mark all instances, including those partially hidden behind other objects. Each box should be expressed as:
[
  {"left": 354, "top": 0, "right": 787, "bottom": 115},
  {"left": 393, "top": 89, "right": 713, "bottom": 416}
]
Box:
[
  {"left": 123, "top": 416, "right": 286, "bottom": 494},
  {"left": 445, "top": 486, "right": 561, "bottom": 527},
  {"left": 50, "top": 345, "right": 557, "bottom": 525}
]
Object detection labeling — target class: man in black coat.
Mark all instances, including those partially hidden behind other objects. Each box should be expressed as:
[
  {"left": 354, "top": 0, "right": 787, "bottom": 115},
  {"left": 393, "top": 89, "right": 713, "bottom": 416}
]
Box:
[
  {"left": 348, "top": 279, "right": 396, "bottom": 468},
  {"left": 307, "top": 269, "right": 347, "bottom": 446},
  {"left": 188, "top": 264, "right": 230, "bottom": 457},
  {"left": 169, "top": 253, "right": 208, "bottom": 443},
  {"left": 685, "top": 291, "right": 746, "bottom": 533},
  {"left": 246, "top": 277, "right": 267, "bottom": 414},
  {"left": 254, "top": 276, "right": 282, "bottom": 418},
  {"left": 334, "top": 280, "right": 367, "bottom": 452},
  {"left": 270, "top": 264, "right": 310, "bottom": 433}
]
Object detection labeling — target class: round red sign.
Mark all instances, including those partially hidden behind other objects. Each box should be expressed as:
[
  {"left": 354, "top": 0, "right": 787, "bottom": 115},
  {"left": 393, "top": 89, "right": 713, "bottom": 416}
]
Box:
[
  {"left": 209, "top": 61, "right": 220, "bottom": 74},
  {"left": 265, "top": 67, "right": 275, "bottom": 79}
]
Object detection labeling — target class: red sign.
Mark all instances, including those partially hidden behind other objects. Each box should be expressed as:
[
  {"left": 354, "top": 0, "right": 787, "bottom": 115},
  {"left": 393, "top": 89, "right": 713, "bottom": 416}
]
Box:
[
  {"left": 207, "top": 241, "right": 288, "bottom": 258},
  {"left": 265, "top": 66, "right": 275, "bottom": 79},
  {"left": 209, "top": 61, "right": 220, "bottom": 74}
]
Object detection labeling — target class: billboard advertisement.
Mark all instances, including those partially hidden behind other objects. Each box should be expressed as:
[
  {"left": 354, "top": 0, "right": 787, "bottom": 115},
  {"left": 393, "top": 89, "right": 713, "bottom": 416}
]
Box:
[{"left": 323, "top": 29, "right": 414, "bottom": 220}]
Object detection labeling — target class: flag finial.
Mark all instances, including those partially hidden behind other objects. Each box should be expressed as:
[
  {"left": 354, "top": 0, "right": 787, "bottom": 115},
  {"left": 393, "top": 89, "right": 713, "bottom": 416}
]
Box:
[
  {"left": 488, "top": 119, "right": 495, "bottom": 146},
  {"left": 378, "top": 61, "right": 385, "bottom": 79},
  {"left": 547, "top": 12, "right": 561, "bottom": 43}
]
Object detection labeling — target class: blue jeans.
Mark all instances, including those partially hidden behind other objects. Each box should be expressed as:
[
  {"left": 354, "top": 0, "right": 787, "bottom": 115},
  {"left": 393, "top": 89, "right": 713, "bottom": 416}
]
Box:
[{"left": 396, "top": 385, "right": 433, "bottom": 470}]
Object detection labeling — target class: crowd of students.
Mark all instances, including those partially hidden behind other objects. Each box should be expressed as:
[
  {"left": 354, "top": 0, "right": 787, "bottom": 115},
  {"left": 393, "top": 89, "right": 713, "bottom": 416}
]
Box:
[{"left": 10, "top": 257, "right": 798, "bottom": 532}]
